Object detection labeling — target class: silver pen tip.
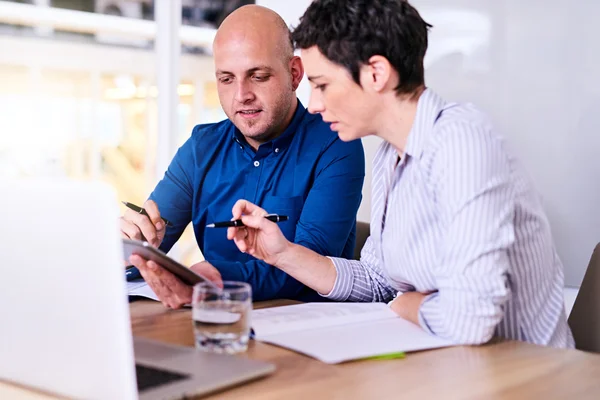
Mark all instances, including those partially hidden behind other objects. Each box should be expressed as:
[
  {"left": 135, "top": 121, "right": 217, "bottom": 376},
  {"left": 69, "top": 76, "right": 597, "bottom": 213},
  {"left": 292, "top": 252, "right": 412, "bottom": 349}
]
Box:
[{"left": 205, "top": 223, "right": 215, "bottom": 228}]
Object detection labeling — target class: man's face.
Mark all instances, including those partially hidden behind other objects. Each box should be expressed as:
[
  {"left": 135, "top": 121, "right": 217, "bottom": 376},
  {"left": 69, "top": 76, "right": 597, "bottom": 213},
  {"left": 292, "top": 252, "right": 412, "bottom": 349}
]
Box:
[{"left": 214, "top": 37, "right": 297, "bottom": 143}]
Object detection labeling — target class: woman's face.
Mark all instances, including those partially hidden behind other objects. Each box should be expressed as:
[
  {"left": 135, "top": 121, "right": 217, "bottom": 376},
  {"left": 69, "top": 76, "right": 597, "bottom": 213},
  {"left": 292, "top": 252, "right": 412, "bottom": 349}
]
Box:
[{"left": 301, "top": 46, "right": 379, "bottom": 142}]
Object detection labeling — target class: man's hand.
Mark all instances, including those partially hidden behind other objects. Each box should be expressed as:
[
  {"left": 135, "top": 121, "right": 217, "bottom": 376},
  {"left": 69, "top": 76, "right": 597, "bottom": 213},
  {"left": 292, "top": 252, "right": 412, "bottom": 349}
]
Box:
[
  {"left": 129, "top": 256, "right": 223, "bottom": 309},
  {"left": 388, "top": 291, "right": 432, "bottom": 325},
  {"left": 120, "top": 200, "right": 166, "bottom": 248}
]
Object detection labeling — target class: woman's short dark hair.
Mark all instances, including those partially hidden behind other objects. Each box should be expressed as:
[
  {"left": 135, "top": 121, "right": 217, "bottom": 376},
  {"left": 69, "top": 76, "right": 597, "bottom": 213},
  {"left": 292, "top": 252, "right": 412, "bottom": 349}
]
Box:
[{"left": 291, "top": 0, "right": 432, "bottom": 96}]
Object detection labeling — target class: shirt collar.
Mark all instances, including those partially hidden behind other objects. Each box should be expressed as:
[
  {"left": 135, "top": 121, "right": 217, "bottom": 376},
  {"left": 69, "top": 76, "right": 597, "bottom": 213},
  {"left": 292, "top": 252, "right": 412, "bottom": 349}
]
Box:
[
  {"left": 232, "top": 99, "right": 307, "bottom": 154},
  {"left": 403, "top": 88, "right": 447, "bottom": 160}
]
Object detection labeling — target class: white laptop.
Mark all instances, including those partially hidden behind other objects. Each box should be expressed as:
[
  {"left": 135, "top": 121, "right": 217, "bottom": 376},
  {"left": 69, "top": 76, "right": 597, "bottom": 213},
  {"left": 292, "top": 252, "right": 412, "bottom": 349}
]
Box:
[{"left": 0, "top": 180, "right": 275, "bottom": 400}]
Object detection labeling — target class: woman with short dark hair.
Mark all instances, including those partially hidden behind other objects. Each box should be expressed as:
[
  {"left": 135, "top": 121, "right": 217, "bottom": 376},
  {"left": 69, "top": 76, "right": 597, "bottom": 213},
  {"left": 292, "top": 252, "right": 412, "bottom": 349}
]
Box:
[{"left": 228, "top": 0, "right": 574, "bottom": 348}]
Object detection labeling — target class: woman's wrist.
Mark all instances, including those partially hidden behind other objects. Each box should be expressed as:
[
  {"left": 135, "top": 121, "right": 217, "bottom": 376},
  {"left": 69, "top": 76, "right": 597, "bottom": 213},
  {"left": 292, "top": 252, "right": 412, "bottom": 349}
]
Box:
[
  {"left": 273, "top": 243, "right": 337, "bottom": 295},
  {"left": 272, "top": 241, "right": 298, "bottom": 271}
]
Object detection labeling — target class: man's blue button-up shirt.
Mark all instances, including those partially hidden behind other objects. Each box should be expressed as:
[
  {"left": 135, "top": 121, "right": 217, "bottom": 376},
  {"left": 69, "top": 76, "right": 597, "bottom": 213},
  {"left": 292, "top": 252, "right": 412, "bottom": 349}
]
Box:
[{"left": 150, "top": 101, "right": 365, "bottom": 301}]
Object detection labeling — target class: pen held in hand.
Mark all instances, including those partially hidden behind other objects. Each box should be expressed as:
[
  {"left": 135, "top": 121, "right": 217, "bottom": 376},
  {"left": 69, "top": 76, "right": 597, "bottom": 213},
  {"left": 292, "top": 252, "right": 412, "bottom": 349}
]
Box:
[
  {"left": 206, "top": 214, "right": 288, "bottom": 228},
  {"left": 122, "top": 201, "right": 173, "bottom": 227}
]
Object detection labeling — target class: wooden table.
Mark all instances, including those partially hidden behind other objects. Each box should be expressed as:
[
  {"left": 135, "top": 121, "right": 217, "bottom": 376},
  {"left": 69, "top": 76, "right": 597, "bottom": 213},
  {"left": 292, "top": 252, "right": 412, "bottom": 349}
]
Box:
[
  {"left": 3, "top": 300, "right": 600, "bottom": 399},
  {"left": 130, "top": 300, "right": 600, "bottom": 400}
]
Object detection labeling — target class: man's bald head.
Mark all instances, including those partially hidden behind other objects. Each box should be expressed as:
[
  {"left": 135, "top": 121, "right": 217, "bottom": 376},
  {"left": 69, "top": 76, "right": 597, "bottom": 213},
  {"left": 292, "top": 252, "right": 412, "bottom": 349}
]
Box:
[
  {"left": 213, "top": 5, "right": 294, "bottom": 64},
  {"left": 211, "top": 5, "right": 304, "bottom": 149}
]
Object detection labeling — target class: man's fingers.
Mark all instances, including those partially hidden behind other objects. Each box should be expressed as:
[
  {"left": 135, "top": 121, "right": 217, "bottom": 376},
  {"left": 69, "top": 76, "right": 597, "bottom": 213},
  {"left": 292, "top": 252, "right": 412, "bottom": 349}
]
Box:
[
  {"left": 146, "top": 260, "right": 161, "bottom": 274},
  {"left": 132, "top": 257, "right": 160, "bottom": 286},
  {"left": 155, "top": 264, "right": 185, "bottom": 288},
  {"left": 206, "top": 270, "right": 224, "bottom": 288},
  {"left": 120, "top": 218, "right": 143, "bottom": 241},
  {"left": 171, "top": 291, "right": 192, "bottom": 309},
  {"left": 124, "top": 209, "right": 159, "bottom": 246},
  {"left": 132, "top": 257, "right": 166, "bottom": 297},
  {"left": 143, "top": 200, "right": 164, "bottom": 231},
  {"left": 144, "top": 260, "right": 190, "bottom": 308},
  {"left": 129, "top": 254, "right": 146, "bottom": 269},
  {"left": 130, "top": 256, "right": 179, "bottom": 308},
  {"left": 190, "top": 262, "right": 224, "bottom": 288},
  {"left": 165, "top": 287, "right": 190, "bottom": 308}
]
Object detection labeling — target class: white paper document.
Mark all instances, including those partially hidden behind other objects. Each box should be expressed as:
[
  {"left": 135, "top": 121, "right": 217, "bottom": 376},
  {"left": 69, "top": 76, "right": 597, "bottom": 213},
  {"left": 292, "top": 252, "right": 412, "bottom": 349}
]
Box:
[
  {"left": 127, "top": 280, "right": 194, "bottom": 307},
  {"left": 126, "top": 280, "right": 159, "bottom": 301},
  {"left": 252, "top": 302, "right": 454, "bottom": 364}
]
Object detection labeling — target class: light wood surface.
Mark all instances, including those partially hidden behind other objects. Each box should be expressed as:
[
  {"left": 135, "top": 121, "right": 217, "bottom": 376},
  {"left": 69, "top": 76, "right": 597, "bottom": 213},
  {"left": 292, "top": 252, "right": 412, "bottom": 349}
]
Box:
[
  {"left": 3, "top": 299, "right": 600, "bottom": 399},
  {"left": 129, "top": 300, "right": 600, "bottom": 400}
]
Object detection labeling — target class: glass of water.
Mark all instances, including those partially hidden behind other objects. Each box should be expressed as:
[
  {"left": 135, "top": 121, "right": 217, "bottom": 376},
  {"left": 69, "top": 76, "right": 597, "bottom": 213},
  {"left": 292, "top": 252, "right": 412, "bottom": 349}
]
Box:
[{"left": 192, "top": 281, "right": 252, "bottom": 354}]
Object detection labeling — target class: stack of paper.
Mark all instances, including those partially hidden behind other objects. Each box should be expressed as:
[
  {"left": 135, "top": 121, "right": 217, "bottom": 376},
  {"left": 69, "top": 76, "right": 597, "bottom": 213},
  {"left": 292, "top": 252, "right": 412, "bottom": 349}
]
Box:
[
  {"left": 127, "top": 280, "right": 159, "bottom": 302},
  {"left": 251, "top": 302, "right": 454, "bottom": 364}
]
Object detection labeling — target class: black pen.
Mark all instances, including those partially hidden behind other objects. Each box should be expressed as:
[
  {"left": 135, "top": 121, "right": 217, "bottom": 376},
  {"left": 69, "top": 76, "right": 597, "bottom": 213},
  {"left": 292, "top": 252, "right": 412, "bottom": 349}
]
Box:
[
  {"left": 122, "top": 201, "right": 172, "bottom": 227},
  {"left": 206, "top": 214, "right": 288, "bottom": 228}
]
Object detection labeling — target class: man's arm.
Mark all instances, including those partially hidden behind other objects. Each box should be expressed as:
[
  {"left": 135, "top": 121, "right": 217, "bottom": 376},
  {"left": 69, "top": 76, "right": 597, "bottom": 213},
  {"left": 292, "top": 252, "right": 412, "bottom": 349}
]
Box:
[
  {"left": 148, "top": 134, "right": 196, "bottom": 251},
  {"left": 210, "top": 138, "right": 365, "bottom": 301},
  {"left": 417, "top": 122, "right": 514, "bottom": 345}
]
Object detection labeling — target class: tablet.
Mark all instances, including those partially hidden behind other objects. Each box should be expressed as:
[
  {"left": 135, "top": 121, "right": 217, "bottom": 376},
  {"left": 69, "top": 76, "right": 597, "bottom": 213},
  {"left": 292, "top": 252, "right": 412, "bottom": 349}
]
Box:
[{"left": 122, "top": 238, "right": 211, "bottom": 286}]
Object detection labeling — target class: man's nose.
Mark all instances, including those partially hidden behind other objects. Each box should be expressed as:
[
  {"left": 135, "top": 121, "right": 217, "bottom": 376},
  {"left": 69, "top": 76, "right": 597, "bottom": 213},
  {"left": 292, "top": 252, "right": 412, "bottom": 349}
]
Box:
[{"left": 234, "top": 80, "right": 255, "bottom": 103}]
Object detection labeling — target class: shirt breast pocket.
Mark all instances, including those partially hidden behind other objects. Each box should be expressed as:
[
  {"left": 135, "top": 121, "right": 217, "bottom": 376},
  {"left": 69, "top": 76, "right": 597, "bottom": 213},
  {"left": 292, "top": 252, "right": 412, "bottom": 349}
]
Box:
[{"left": 259, "top": 195, "right": 304, "bottom": 240}]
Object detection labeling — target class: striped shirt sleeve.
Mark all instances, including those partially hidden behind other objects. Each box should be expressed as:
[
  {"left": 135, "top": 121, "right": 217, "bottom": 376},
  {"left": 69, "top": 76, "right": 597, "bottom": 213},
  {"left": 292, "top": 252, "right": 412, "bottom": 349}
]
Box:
[
  {"left": 322, "top": 236, "right": 396, "bottom": 302},
  {"left": 418, "top": 121, "right": 514, "bottom": 344}
]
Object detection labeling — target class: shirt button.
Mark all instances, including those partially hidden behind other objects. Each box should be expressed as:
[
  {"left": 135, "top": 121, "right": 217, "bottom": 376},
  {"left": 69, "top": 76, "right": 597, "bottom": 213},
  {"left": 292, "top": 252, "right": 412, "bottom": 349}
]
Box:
[
  {"left": 254, "top": 161, "right": 260, "bottom": 167},
  {"left": 274, "top": 148, "right": 280, "bottom": 153}
]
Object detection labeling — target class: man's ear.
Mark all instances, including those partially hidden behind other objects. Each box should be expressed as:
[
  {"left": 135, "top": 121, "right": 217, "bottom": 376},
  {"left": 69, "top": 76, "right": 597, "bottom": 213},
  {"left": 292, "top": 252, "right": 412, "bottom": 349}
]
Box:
[
  {"left": 362, "top": 55, "right": 394, "bottom": 92},
  {"left": 289, "top": 56, "right": 304, "bottom": 91}
]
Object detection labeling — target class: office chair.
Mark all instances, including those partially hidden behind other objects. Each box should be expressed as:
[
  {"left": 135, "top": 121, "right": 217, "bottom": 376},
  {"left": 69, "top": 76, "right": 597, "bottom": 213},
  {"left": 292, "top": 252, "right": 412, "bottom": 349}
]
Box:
[
  {"left": 353, "top": 221, "right": 370, "bottom": 260},
  {"left": 568, "top": 242, "right": 600, "bottom": 352}
]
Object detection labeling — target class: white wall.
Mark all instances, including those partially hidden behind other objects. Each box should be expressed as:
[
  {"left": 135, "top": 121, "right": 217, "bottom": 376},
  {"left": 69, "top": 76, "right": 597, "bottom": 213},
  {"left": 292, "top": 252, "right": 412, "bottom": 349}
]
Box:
[{"left": 259, "top": 0, "right": 600, "bottom": 287}]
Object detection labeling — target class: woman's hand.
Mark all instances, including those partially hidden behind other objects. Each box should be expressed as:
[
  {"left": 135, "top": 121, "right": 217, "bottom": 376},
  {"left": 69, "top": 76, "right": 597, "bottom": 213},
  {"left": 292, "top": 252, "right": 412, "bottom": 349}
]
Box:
[
  {"left": 389, "top": 291, "right": 434, "bottom": 325},
  {"left": 227, "top": 199, "right": 291, "bottom": 266}
]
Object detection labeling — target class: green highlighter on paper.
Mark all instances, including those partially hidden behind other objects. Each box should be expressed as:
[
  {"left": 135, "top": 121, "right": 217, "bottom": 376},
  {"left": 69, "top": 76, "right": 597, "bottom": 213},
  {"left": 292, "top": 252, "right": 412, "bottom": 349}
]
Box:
[{"left": 365, "top": 352, "right": 406, "bottom": 361}]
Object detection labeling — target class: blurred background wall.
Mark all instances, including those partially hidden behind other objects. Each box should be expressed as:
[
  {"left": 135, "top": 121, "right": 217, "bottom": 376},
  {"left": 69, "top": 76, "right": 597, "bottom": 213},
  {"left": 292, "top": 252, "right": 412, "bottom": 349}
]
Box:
[{"left": 0, "top": 0, "right": 254, "bottom": 264}]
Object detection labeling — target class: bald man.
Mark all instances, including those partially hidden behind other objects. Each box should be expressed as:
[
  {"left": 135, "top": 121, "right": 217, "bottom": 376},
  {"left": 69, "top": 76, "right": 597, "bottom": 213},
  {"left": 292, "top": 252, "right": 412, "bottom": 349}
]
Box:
[{"left": 122, "top": 5, "right": 365, "bottom": 308}]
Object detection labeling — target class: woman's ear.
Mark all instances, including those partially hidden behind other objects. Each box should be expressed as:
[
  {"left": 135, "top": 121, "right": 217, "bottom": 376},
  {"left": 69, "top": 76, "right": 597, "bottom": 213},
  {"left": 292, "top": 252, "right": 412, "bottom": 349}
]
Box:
[{"left": 363, "top": 55, "right": 394, "bottom": 92}]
